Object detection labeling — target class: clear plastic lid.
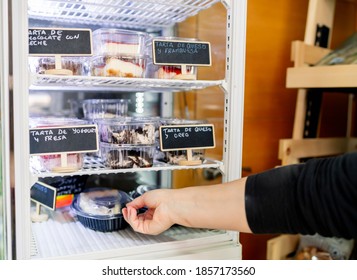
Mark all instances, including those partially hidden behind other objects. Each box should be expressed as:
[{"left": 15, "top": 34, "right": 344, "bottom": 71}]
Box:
[
  {"left": 29, "top": 117, "right": 88, "bottom": 128},
  {"left": 72, "top": 188, "right": 132, "bottom": 218},
  {"left": 159, "top": 118, "right": 207, "bottom": 125},
  {"left": 81, "top": 99, "right": 130, "bottom": 119},
  {"left": 96, "top": 116, "right": 159, "bottom": 126},
  {"left": 81, "top": 99, "right": 130, "bottom": 106},
  {"left": 92, "top": 28, "right": 148, "bottom": 56},
  {"left": 97, "top": 117, "right": 159, "bottom": 145}
]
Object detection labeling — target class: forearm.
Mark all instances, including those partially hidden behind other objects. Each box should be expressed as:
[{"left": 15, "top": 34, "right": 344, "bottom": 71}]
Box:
[
  {"left": 125, "top": 152, "right": 357, "bottom": 237},
  {"left": 172, "top": 178, "right": 251, "bottom": 233}
]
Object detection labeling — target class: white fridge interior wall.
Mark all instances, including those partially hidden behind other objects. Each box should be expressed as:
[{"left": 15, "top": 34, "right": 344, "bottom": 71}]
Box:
[{"left": 8, "top": 0, "right": 246, "bottom": 260}]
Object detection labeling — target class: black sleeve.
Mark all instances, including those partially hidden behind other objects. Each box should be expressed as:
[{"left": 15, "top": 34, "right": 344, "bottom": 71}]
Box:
[{"left": 245, "top": 152, "right": 357, "bottom": 239}]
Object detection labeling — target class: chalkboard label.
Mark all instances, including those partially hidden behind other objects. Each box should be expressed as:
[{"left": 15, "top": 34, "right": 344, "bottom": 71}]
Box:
[
  {"left": 29, "top": 28, "right": 92, "bottom": 56},
  {"left": 160, "top": 124, "right": 215, "bottom": 151},
  {"left": 31, "top": 182, "right": 57, "bottom": 211},
  {"left": 153, "top": 39, "right": 211, "bottom": 66},
  {"left": 29, "top": 125, "right": 98, "bottom": 155}
]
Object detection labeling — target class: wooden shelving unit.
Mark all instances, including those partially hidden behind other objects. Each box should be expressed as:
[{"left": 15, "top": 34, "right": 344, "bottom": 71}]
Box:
[
  {"left": 279, "top": 0, "right": 357, "bottom": 165},
  {"left": 271, "top": 0, "right": 357, "bottom": 259},
  {"left": 286, "top": 40, "right": 357, "bottom": 89},
  {"left": 287, "top": 64, "right": 357, "bottom": 88}
]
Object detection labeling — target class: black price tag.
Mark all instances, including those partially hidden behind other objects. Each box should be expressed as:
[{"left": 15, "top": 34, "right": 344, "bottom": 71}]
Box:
[
  {"left": 29, "top": 125, "right": 98, "bottom": 155},
  {"left": 159, "top": 124, "right": 215, "bottom": 151},
  {"left": 31, "top": 182, "right": 57, "bottom": 211},
  {"left": 28, "top": 28, "right": 92, "bottom": 56},
  {"left": 153, "top": 39, "right": 211, "bottom": 66}
]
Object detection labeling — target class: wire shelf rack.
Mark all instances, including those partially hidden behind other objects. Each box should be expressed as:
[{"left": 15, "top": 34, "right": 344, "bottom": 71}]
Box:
[
  {"left": 31, "top": 207, "right": 229, "bottom": 259},
  {"left": 28, "top": 0, "right": 221, "bottom": 30},
  {"left": 31, "top": 156, "right": 222, "bottom": 177},
  {"left": 30, "top": 74, "right": 223, "bottom": 92}
]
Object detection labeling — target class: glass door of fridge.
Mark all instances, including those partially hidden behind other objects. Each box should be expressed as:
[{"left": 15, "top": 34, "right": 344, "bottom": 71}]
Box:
[{"left": 0, "top": 0, "right": 12, "bottom": 260}]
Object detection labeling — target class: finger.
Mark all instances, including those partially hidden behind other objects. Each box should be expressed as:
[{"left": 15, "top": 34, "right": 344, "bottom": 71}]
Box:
[
  {"left": 122, "top": 207, "right": 129, "bottom": 222},
  {"left": 126, "top": 206, "right": 146, "bottom": 233},
  {"left": 125, "top": 195, "right": 147, "bottom": 209},
  {"left": 123, "top": 206, "right": 139, "bottom": 228}
]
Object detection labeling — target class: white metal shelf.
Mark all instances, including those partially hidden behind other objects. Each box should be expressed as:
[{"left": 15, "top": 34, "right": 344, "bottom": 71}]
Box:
[
  {"left": 30, "top": 74, "right": 223, "bottom": 92},
  {"left": 28, "top": 0, "right": 220, "bottom": 30},
  {"left": 30, "top": 206, "right": 233, "bottom": 259},
  {"left": 31, "top": 156, "right": 223, "bottom": 178}
]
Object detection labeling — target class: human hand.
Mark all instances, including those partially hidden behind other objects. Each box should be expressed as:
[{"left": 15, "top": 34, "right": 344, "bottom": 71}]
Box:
[{"left": 122, "top": 189, "right": 176, "bottom": 235}]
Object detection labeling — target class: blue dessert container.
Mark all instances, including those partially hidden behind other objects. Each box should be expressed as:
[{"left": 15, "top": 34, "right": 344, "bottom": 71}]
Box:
[{"left": 71, "top": 188, "right": 132, "bottom": 232}]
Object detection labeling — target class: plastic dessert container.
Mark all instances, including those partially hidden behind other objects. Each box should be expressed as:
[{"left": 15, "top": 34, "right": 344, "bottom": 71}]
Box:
[
  {"left": 71, "top": 188, "right": 132, "bottom": 232},
  {"left": 157, "top": 118, "right": 206, "bottom": 165},
  {"left": 90, "top": 55, "right": 147, "bottom": 78},
  {"left": 30, "top": 153, "right": 84, "bottom": 173},
  {"left": 28, "top": 56, "right": 88, "bottom": 76},
  {"left": 146, "top": 36, "right": 199, "bottom": 80},
  {"left": 92, "top": 28, "right": 148, "bottom": 56},
  {"left": 163, "top": 149, "right": 204, "bottom": 165},
  {"left": 147, "top": 63, "right": 197, "bottom": 80},
  {"left": 82, "top": 99, "right": 130, "bottom": 120},
  {"left": 29, "top": 117, "right": 88, "bottom": 173},
  {"left": 99, "top": 143, "right": 155, "bottom": 169},
  {"left": 90, "top": 28, "right": 148, "bottom": 78},
  {"left": 97, "top": 117, "right": 158, "bottom": 145}
]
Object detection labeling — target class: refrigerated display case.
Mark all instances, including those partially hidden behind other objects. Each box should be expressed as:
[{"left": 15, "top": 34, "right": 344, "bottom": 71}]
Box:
[{"left": 3, "top": 0, "right": 247, "bottom": 260}]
